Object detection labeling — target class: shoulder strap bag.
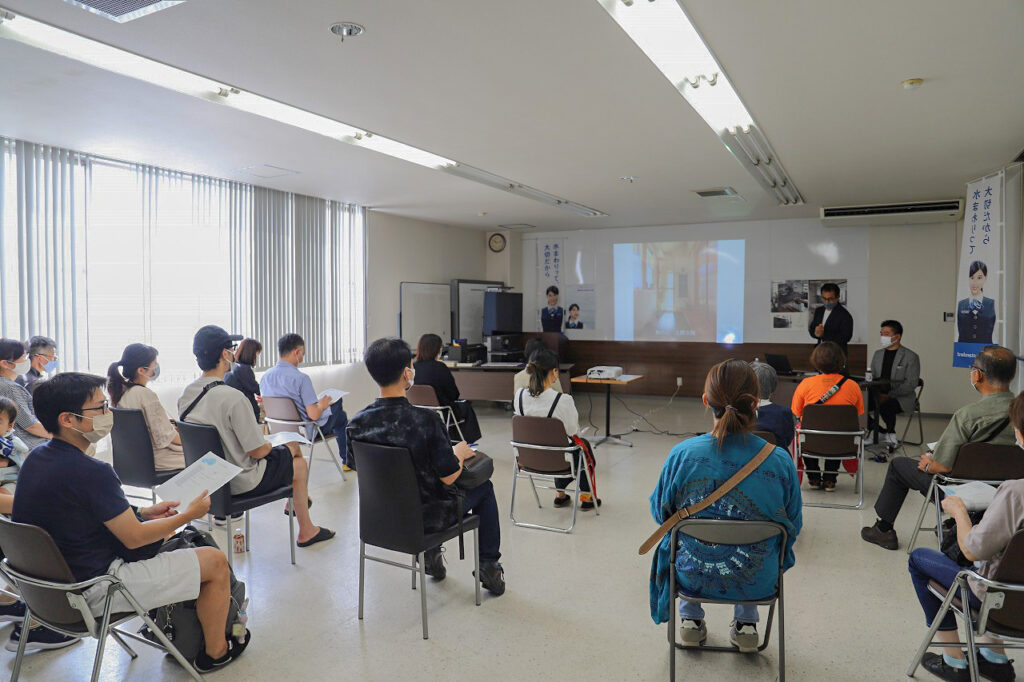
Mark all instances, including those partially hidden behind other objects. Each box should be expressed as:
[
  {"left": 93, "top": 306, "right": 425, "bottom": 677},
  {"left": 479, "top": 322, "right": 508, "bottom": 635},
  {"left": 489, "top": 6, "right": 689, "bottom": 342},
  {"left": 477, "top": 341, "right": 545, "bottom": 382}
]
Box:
[
  {"left": 816, "top": 376, "right": 848, "bottom": 405},
  {"left": 179, "top": 381, "right": 225, "bottom": 422},
  {"left": 638, "top": 441, "right": 775, "bottom": 555}
]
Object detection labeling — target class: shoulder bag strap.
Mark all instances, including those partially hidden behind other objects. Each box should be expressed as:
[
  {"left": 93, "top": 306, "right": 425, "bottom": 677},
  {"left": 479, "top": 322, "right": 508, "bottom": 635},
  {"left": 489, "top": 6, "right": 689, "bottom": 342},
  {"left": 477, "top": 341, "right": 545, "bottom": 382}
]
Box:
[
  {"left": 638, "top": 442, "right": 775, "bottom": 555},
  {"left": 981, "top": 417, "right": 1011, "bottom": 443},
  {"left": 816, "top": 376, "right": 848, "bottom": 405},
  {"left": 179, "top": 381, "right": 225, "bottom": 422},
  {"left": 545, "top": 391, "right": 563, "bottom": 419},
  {"left": 517, "top": 389, "right": 525, "bottom": 416}
]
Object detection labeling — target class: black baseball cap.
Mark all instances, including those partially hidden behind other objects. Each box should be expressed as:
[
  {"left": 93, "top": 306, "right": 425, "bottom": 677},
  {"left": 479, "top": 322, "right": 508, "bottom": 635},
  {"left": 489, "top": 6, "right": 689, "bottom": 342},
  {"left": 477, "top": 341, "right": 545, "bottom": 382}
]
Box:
[{"left": 192, "top": 325, "right": 243, "bottom": 364}]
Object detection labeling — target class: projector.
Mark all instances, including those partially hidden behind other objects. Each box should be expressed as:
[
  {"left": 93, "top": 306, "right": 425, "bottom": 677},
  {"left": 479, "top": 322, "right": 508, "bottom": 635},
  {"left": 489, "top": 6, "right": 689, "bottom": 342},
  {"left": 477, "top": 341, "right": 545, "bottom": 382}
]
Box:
[{"left": 587, "top": 366, "right": 623, "bottom": 380}]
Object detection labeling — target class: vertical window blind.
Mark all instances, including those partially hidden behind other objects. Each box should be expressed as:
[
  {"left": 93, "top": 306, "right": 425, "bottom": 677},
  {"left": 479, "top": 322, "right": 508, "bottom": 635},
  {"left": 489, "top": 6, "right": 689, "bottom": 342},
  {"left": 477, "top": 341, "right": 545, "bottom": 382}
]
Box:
[{"left": 0, "top": 136, "right": 366, "bottom": 378}]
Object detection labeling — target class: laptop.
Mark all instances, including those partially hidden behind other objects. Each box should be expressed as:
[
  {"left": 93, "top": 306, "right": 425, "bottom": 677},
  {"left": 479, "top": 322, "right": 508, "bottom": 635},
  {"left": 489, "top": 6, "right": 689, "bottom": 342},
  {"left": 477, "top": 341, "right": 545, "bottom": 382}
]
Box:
[{"left": 765, "top": 353, "right": 797, "bottom": 376}]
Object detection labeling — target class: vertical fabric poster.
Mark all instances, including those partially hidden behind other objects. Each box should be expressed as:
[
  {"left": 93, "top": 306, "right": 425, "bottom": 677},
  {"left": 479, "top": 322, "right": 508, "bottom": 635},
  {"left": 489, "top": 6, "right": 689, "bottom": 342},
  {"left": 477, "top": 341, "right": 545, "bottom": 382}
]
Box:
[
  {"left": 537, "top": 239, "right": 565, "bottom": 332},
  {"left": 953, "top": 172, "right": 1004, "bottom": 367}
]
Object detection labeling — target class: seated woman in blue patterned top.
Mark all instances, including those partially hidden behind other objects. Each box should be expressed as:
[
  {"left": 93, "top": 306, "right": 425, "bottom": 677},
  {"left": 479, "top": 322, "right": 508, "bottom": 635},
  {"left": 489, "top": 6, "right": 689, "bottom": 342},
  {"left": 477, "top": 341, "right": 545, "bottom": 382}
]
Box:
[{"left": 649, "top": 359, "right": 802, "bottom": 652}]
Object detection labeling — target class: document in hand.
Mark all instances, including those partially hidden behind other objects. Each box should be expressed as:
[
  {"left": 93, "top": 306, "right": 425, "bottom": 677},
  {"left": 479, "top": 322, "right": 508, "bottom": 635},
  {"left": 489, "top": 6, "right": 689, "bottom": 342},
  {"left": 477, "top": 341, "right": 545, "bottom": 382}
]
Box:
[
  {"left": 266, "top": 431, "right": 311, "bottom": 447},
  {"left": 317, "top": 388, "right": 349, "bottom": 403},
  {"left": 155, "top": 454, "right": 242, "bottom": 504},
  {"left": 938, "top": 480, "right": 999, "bottom": 512}
]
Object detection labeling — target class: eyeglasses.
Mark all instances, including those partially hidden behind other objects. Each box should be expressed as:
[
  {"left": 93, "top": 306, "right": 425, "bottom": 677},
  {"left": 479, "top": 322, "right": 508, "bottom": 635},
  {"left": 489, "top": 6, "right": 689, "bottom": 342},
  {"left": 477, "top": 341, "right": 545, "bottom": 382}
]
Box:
[
  {"left": 80, "top": 400, "right": 110, "bottom": 414},
  {"left": 970, "top": 365, "right": 985, "bottom": 373},
  {"left": 821, "top": 296, "right": 838, "bottom": 303}
]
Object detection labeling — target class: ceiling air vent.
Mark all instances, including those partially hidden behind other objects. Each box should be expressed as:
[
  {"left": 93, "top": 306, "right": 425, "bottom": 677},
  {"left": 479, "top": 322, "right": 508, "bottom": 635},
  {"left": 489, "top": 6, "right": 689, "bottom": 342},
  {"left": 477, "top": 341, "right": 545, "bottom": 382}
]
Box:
[
  {"left": 694, "top": 187, "right": 739, "bottom": 198},
  {"left": 820, "top": 199, "right": 964, "bottom": 226},
  {"left": 496, "top": 224, "right": 536, "bottom": 231},
  {"left": 61, "top": 0, "right": 185, "bottom": 23}
]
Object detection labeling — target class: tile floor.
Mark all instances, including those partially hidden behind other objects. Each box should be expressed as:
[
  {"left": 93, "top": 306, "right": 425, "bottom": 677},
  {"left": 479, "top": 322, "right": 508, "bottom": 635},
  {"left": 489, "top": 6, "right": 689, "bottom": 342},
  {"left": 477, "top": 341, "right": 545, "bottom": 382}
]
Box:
[{"left": 5, "top": 395, "right": 957, "bottom": 681}]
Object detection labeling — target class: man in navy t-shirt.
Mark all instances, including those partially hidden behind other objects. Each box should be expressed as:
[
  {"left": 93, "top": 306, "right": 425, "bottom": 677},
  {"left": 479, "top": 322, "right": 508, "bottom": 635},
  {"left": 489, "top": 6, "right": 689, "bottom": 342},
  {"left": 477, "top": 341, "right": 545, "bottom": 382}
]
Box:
[{"left": 13, "top": 373, "right": 250, "bottom": 672}]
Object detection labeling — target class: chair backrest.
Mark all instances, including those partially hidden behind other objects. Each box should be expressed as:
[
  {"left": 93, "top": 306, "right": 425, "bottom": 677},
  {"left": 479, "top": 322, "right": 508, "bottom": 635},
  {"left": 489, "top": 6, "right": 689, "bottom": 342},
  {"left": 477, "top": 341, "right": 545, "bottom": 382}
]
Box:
[
  {"left": 176, "top": 421, "right": 233, "bottom": 515},
  {"left": 350, "top": 441, "right": 426, "bottom": 554},
  {"left": 949, "top": 443, "right": 1024, "bottom": 481},
  {"left": 986, "top": 529, "right": 1024, "bottom": 632},
  {"left": 0, "top": 518, "right": 89, "bottom": 632},
  {"left": 406, "top": 384, "right": 441, "bottom": 408},
  {"left": 752, "top": 430, "right": 777, "bottom": 445},
  {"left": 669, "top": 518, "right": 788, "bottom": 596},
  {"left": 511, "top": 415, "right": 575, "bottom": 473},
  {"left": 262, "top": 396, "right": 306, "bottom": 435},
  {"left": 799, "top": 404, "right": 860, "bottom": 456},
  {"left": 110, "top": 407, "right": 159, "bottom": 487}
]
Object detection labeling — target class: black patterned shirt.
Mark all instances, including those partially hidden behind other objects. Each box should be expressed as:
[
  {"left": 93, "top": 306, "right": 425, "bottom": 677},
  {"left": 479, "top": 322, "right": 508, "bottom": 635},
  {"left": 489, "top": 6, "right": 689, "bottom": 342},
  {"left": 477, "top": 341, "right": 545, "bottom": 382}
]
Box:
[{"left": 347, "top": 397, "right": 461, "bottom": 533}]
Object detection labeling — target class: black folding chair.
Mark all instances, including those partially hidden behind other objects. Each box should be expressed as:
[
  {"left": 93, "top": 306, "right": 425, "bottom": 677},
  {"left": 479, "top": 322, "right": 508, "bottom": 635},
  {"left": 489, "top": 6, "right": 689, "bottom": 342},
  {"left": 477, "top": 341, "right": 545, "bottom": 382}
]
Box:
[
  {"left": 110, "top": 407, "right": 181, "bottom": 504},
  {"left": 351, "top": 440, "right": 481, "bottom": 639}
]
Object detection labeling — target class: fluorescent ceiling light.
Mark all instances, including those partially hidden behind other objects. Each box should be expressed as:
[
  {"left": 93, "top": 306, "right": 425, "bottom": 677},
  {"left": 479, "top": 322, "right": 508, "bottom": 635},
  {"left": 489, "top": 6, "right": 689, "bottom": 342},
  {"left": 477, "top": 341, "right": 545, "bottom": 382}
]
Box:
[
  {"left": 0, "top": 7, "right": 603, "bottom": 215},
  {"left": 596, "top": 0, "right": 802, "bottom": 205}
]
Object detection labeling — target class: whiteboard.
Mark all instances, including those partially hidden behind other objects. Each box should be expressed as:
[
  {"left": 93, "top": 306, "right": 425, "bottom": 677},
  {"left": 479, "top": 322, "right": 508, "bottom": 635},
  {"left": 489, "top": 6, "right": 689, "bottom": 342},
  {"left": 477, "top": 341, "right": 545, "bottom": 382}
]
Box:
[
  {"left": 521, "top": 218, "right": 870, "bottom": 345},
  {"left": 399, "top": 282, "right": 451, "bottom": 345},
  {"left": 452, "top": 279, "right": 503, "bottom": 344}
]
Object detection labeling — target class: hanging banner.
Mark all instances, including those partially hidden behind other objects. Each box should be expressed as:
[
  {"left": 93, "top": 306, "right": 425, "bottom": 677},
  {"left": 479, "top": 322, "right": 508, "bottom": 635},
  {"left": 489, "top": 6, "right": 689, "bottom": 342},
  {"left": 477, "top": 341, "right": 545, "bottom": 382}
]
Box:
[
  {"left": 953, "top": 172, "right": 1004, "bottom": 367},
  {"left": 536, "top": 239, "right": 565, "bottom": 332}
]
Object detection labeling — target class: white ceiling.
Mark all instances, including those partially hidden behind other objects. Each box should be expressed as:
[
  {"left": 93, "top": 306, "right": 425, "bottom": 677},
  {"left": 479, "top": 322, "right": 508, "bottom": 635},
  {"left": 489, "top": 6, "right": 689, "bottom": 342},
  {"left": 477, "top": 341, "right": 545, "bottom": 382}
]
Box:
[{"left": 0, "top": 0, "right": 1021, "bottom": 231}]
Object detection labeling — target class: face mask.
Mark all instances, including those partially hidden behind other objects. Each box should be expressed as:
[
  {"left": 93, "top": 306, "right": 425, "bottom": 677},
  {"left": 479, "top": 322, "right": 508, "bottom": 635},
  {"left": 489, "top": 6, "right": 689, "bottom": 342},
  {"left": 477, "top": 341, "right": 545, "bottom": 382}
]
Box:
[
  {"left": 148, "top": 364, "right": 160, "bottom": 381},
  {"left": 44, "top": 359, "right": 58, "bottom": 373},
  {"left": 71, "top": 411, "right": 114, "bottom": 443},
  {"left": 823, "top": 302, "right": 836, "bottom": 311},
  {"left": 970, "top": 370, "right": 980, "bottom": 393},
  {"left": 12, "top": 358, "right": 30, "bottom": 375},
  {"left": 880, "top": 335, "right": 893, "bottom": 348}
]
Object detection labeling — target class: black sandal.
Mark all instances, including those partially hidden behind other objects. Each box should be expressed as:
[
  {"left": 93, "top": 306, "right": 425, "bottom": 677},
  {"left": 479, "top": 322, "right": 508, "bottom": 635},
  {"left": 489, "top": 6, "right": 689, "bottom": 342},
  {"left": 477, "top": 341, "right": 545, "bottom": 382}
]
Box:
[
  {"left": 297, "top": 527, "right": 335, "bottom": 548},
  {"left": 283, "top": 497, "right": 313, "bottom": 516}
]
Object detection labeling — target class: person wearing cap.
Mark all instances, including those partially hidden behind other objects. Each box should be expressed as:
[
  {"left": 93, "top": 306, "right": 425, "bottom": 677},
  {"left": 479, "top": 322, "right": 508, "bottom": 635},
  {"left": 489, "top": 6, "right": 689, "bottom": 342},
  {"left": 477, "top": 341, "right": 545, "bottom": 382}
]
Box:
[{"left": 178, "top": 325, "right": 334, "bottom": 548}]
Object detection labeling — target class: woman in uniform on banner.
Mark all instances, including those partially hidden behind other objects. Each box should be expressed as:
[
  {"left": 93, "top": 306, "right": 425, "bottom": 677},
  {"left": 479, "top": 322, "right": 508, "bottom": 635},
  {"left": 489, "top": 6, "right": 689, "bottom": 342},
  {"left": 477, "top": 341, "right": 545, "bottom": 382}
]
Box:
[
  {"left": 541, "top": 285, "right": 565, "bottom": 332},
  {"left": 956, "top": 260, "right": 996, "bottom": 344}
]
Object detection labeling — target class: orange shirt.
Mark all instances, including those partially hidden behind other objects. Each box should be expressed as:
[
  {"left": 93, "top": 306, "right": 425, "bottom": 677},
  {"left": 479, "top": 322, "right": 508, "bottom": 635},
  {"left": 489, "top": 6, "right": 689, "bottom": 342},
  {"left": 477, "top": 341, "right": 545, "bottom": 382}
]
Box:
[{"left": 791, "top": 373, "right": 864, "bottom": 417}]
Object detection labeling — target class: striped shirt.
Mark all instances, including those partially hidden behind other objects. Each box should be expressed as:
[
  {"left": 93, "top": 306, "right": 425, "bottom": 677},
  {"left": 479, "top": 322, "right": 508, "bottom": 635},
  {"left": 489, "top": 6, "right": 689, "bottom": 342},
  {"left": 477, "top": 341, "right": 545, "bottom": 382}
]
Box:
[{"left": 0, "top": 377, "right": 48, "bottom": 450}]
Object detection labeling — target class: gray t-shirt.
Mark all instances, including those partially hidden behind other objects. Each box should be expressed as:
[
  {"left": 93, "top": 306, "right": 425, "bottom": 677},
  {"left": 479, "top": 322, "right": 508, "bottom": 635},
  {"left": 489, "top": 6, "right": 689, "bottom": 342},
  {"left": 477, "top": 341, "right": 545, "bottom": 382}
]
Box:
[
  {"left": 178, "top": 376, "right": 268, "bottom": 495},
  {"left": 963, "top": 478, "right": 1024, "bottom": 599},
  {"left": 0, "top": 377, "right": 48, "bottom": 450}
]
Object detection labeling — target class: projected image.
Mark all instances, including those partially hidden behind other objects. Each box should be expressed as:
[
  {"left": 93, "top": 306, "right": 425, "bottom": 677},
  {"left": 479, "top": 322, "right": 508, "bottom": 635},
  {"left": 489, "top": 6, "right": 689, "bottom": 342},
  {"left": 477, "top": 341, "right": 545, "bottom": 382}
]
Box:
[{"left": 613, "top": 240, "right": 745, "bottom": 343}]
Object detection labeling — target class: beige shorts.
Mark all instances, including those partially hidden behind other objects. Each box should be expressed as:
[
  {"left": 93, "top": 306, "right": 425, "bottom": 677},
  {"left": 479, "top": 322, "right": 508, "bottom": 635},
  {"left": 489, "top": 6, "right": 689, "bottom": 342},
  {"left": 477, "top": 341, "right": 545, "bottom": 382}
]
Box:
[{"left": 83, "top": 548, "right": 201, "bottom": 617}]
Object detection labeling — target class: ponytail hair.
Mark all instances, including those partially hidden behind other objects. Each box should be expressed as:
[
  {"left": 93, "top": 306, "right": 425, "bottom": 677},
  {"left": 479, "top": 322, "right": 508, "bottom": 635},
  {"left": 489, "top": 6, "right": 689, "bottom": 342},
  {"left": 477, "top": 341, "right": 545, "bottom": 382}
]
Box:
[
  {"left": 526, "top": 348, "right": 558, "bottom": 397},
  {"left": 704, "top": 359, "right": 759, "bottom": 448},
  {"left": 107, "top": 343, "right": 158, "bottom": 406}
]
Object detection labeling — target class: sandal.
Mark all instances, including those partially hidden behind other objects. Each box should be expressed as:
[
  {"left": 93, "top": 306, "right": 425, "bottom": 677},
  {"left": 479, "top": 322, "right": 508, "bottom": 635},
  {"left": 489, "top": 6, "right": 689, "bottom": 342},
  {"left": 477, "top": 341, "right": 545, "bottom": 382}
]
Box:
[
  {"left": 283, "top": 497, "right": 313, "bottom": 516},
  {"left": 297, "top": 527, "right": 335, "bottom": 548}
]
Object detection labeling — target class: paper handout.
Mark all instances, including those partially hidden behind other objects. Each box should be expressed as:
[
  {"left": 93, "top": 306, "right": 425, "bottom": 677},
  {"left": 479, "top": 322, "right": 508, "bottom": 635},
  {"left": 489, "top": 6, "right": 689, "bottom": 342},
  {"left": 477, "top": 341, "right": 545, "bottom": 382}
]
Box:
[
  {"left": 155, "top": 453, "right": 241, "bottom": 504},
  {"left": 938, "top": 480, "right": 999, "bottom": 512},
  {"left": 266, "top": 431, "right": 312, "bottom": 447},
  {"left": 317, "top": 388, "right": 349, "bottom": 403}
]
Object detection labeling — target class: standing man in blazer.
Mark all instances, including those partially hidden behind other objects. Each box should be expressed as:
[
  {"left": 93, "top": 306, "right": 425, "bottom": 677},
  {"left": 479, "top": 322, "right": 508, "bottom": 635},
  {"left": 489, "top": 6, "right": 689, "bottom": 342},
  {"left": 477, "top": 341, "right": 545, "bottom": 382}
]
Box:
[
  {"left": 808, "top": 282, "right": 853, "bottom": 355},
  {"left": 867, "top": 320, "right": 921, "bottom": 448}
]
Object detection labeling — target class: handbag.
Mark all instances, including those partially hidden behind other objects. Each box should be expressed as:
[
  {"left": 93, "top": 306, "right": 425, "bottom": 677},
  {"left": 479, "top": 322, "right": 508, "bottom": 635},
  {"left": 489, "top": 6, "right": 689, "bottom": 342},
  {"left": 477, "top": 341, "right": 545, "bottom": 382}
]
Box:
[
  {"left": 456, "top": 450, "right": 494, "bottom": 489},
  {"left": 638, "top": 441, "right": 775, "bottom": 555}
]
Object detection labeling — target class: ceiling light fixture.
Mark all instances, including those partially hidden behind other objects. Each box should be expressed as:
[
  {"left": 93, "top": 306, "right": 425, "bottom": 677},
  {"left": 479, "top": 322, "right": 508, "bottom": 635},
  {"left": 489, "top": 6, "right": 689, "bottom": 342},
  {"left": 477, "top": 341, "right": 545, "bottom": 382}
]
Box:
[
  {"left": 0, "top": 7, "right": 604, "bottom": 216},
  {"left": 901, "top": 78, "right": 923, "bottom": 91},
  {"left": 329, "top": 22, "right": 364, "bottom": 41},
  {"left": 596, "top": 0, "right": 802, "bottom": 205}
]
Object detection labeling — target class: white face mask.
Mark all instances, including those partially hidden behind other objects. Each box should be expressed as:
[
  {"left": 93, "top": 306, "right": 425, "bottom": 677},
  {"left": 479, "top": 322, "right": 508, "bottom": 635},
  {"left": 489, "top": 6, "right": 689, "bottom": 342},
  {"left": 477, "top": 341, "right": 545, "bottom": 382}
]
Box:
[
  {"left": 71, "top": 411, "right": 114, "bottom": 443},
  {"left": 879, "top": 335, "right": 893, "bottom": 348},
  {"left": 11, "top": 358, "right": 30, "bottom": 375},
  {"left": 407, "top": 366, "right": 416, "bottom": 388}
]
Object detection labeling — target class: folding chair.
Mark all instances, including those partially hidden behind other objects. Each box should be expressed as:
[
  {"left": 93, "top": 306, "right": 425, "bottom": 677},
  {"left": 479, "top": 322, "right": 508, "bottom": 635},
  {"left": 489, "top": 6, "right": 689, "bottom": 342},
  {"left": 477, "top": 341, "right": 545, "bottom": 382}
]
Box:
[
  {"left": 509, "top": 415, "right": 598, "bottom": 534},
  {"left": 262, "top": 396, "right": 347, "bottom": 481},
  {"left": 406, "top": 384, "right": 465, "bottom": 443},
  {"left": 907, "top": 530, "right": 1024, "bottom": 682},
  {"left": 110, "top": 407, "right": 182, "bottom": 504},
  {"left": 0, "top": 517, "right": 203, "bottom": 682},
  {"left": 668, "top": 518, "right": 788, "bottom": 682},
  {"left": 906, "top": 442, "right": 1024, "bottom": 554},
  {"left": 351, "top": 440, "right": 481, "bottom": 640},
  {"left": 794, "top": 404, "right": 865, "bottom": 509},
  {"left": 898, "top": 378, "right": 925, "bottom": 448},
  {"left": 177, "top": 421, "right": 297, "bottom": 568},
  {"left": 752, "top": 430, "right": 778, "bottom": 445}
]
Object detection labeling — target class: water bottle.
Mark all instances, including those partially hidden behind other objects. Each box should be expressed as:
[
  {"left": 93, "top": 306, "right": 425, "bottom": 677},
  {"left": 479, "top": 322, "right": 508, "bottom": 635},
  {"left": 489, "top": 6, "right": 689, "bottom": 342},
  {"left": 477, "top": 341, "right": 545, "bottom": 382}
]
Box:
[
  {"left": 233, "top": 528, "right": 245, "bottom": 554},
  {"left": 865, "top": 367, "right": 873, "bottom": 382},
  {"left": 232, "top": 597, "right": 249, "bottom": 643}
]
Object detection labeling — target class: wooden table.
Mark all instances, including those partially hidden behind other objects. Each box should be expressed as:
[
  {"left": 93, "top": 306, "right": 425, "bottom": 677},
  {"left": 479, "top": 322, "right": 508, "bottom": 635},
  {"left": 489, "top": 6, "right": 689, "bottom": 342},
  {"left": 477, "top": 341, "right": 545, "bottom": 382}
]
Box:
[
  {"left": 450, "top": 364, "right": 573, "bottom": 402},
  {"left": 570, "top": 374, "right": 645, "bottom": 447}
]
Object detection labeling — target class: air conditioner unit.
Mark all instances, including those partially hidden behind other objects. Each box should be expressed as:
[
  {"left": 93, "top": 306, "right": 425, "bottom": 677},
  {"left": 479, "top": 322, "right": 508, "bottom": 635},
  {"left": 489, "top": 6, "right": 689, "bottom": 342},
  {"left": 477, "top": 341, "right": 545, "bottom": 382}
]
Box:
[{"left": 819, "top": 199, "right": 964, "bottom": 226}]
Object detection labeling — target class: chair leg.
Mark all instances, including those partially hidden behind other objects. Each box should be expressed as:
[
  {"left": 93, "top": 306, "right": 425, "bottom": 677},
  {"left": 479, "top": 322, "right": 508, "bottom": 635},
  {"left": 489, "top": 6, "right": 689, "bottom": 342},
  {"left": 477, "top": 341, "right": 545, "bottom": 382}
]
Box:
[
  {"left": 907, "top": 478, "right": 937, "bottom": 554},
  {"left": 318, "top": 427, "right": 346, "bottom": 481},
  {"left": 411, "top": 555, "right": 418, "bottom": 590},
  {"left": 777, "top": 575, "right": 786, "bottom": 681},
  {"left": 419, "top": 551, "right": 428, "bottom": 640},
  {"left": 960, "top": 581, "right": 982, "bottom": 682},
  {"left": 358, "top": 540, "right": 366, "bottom": 620},
  {"left": 306, "top": 439, "right": 316, "bottom": 482},
  {"left": 288, "top": 500, "right": 296, "bottom": 566},
  {"left": 10, "top": 608, "right": 32, "bottom": 681},
  {"left": 528, "top": 475, "right": 542, "bottom": 508},
  {"left": 933, "top": 482, "right": 945, "bottom": 545},
  {"left": 91, "top": 593, "right": 116, "bottom": 682},
  {"left": 110, "top": 628, "right": 138, "bottom": 659},
  {"left": 509, "top": 466, "right": 520, "bottom": 523},
  {"left": 584, "top": 465, "right": 599, "bottom": 517},
  {"left": 473, "top": 527, "right": 481, "bottom": 607},
  {"left": 245, "top": 511, "right": 251, "bottom": 552},
  {"left": 668, "top": 561, "right": 677, "bottom": 682},
  {"left": 906, "top": 581, "right": 959, "bottom": 677}
]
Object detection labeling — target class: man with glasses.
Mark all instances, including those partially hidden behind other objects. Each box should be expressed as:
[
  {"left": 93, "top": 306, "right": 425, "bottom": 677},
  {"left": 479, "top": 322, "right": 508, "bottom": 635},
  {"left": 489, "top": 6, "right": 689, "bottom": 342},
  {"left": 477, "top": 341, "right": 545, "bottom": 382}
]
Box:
[
  {"left": 862, "top": 345, "right": 1016, "bottom": 550},
  {"left": 178, "top": 326, "right": 334, "bottom": 548},
  {"left": 808, "top": 282, "right": 854, "bottom": 356},
  {"left": 12, "top": 373, "right": 250, "bottom": 670},
  {"left": 16, "top": 335, "right": 58, "bottom": 395}
]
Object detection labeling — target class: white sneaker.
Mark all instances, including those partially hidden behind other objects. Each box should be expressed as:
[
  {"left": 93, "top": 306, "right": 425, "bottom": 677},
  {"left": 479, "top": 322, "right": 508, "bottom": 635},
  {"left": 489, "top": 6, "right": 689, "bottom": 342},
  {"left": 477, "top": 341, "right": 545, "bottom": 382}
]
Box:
[
  {"left": 885, "top": 432, "right": 900, "bottom": 446},
  {"left": 729, "top": 621, "right": 759, "bottom": 653},
  {"left": 864, "top": 432, "right": 876, "bottom": 446},
  {"left": 680, "top": 619, "right": 707, "bottom": 647}
]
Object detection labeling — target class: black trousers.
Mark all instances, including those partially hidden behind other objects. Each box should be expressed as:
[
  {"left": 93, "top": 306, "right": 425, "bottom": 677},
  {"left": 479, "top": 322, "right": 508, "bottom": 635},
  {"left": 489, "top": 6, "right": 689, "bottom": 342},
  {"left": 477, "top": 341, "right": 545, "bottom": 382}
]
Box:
[
  {"left": 873, "top": 456, "right": 934, "bottom": 525},
  {"left": 802, "top": 455, "right": 841, "bottom": 483},
  {"left": 868, "top": 393, "right": 904, "bottom": 433}
]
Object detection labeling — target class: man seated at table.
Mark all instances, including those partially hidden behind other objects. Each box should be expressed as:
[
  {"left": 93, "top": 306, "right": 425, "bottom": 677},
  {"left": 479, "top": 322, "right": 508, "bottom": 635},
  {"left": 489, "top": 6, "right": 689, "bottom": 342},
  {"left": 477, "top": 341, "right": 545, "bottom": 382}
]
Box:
[
  {"left": 260, "top": 333, "right": 352, "bottom": 471},
  {"left": 861, "top": 345, "right": 1016, "bottom": 550},
  {"left": 347, "top": 337, "right": 505, "bottom": 596},
  {"left": 866, "top": 320, "right": 921, "bottom": 450}
]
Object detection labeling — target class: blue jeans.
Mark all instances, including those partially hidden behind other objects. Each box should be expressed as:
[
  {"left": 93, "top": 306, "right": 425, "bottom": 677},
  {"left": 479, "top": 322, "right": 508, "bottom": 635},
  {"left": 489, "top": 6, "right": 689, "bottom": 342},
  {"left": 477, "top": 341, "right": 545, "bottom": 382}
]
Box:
[
  {"left": 460, "top": 480, "right": 501, "bottom": 563},
  {"left": 908, "top": 548, "right": 980, "bottom": 631},
  {"left": 679, "top": 598, "right": 759, "bottom": 624},
  {"left": 320, "top": 401, "right": 349, "bottom": 465}
]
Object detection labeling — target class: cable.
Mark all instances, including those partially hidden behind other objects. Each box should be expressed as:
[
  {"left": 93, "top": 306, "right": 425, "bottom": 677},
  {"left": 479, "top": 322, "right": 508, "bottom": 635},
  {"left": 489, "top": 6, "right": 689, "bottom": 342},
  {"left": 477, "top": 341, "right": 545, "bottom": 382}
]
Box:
[{"left": 613, "top": 391, "right": 696, "bottom": 438}]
